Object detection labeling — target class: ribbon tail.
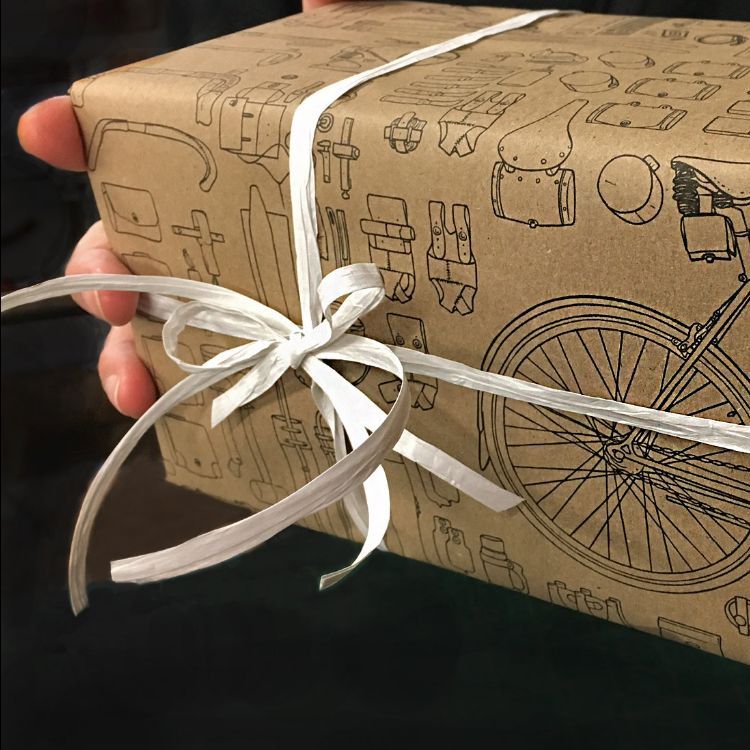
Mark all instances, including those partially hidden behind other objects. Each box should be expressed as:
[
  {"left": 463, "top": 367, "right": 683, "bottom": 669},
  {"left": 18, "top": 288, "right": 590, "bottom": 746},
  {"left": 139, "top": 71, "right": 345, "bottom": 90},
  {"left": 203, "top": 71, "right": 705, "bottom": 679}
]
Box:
[
  {"left": 68, "top": 367, "right": 233, "bottom": 614},
  {"left": 109, "top": 357, "right": 411, "bottom": 585}
]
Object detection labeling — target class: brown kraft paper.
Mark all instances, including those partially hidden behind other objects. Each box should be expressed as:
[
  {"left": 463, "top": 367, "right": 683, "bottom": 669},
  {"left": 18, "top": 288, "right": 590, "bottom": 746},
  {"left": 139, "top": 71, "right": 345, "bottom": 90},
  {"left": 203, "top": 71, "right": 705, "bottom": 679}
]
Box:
[{"left": 69, "top": 2, "right": 750, "bottom": 662}]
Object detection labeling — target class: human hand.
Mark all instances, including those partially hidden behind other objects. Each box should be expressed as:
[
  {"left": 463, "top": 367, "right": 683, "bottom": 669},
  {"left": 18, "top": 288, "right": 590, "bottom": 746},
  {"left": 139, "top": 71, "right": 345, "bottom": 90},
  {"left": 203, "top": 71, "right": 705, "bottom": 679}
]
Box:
[
  {"left": 18, "top": 96, "right": 156, "bottom": 418},
  {"left": 17, "top": 1, "right": 348, "bottom": 416}
]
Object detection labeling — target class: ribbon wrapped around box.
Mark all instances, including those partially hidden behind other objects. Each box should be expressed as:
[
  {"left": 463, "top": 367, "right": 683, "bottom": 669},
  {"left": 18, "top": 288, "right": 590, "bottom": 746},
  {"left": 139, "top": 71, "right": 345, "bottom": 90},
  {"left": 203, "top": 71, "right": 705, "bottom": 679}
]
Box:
[{"left": 3, "top": 2, "right": 750, "bottom": 662}]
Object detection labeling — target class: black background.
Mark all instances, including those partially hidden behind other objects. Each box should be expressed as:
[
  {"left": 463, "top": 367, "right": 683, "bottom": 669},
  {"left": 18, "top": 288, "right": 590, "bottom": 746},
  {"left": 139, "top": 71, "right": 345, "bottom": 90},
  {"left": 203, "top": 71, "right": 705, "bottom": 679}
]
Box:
[{"left": 2, "top": 1, "right": 750, "bottom": 748}]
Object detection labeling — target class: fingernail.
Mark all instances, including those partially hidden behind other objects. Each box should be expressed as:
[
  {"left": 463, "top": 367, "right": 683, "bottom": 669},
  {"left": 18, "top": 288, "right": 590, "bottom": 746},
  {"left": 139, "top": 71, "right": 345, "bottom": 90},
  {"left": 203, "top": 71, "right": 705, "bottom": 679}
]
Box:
[{"left": 103, "top": 375, "right": 121, "bottom": 410}]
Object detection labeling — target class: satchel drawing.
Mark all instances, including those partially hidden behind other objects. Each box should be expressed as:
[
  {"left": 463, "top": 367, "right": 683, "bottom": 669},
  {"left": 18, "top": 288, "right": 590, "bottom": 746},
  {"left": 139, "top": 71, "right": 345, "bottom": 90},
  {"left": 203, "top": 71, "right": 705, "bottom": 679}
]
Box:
[{"left": 101, "top": 183, "right": 161, "bottom": 242}]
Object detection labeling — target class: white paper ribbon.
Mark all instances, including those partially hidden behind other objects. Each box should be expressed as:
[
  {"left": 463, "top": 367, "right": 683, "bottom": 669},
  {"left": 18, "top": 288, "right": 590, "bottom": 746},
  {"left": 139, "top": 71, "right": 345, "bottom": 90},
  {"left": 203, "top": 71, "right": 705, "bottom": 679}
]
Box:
[{"left": 2, "top": 9, "right": 749, "bottom": 614}]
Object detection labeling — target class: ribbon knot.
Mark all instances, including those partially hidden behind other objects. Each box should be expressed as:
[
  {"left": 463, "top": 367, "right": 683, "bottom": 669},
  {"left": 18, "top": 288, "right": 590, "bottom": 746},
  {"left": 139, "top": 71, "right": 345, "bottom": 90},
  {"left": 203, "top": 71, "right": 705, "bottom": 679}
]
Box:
[{"left": 283, "top": 321, "right": 333, "bottom": 370}]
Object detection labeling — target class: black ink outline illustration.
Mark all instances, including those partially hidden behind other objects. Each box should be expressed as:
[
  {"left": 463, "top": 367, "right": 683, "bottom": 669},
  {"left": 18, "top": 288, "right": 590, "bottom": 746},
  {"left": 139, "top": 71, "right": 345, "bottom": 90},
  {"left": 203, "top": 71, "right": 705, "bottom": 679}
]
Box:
[
  {"left": 426, "top": 200, "right": 477, "bottom": 315},
  {"left": 492, "top": 99, "right": 586, "bottom": 228},
  {"left": 71, "top": 67, "right": 244, "bottom": 124},
  {"left": 625, "top": 77, "right": 721, "bottom": 100},
  {"left": 143, "top": 335, "right": 204, "bottom": 408},
  {"left": 728, "top": 100, "right": 750, "bottom": 116},
  {"left": 120, "top": 251, "right": 172, "bottom": 278},
  {"left": 438, "top": 91, "right": 524, "bottom": 157},
  {"left": 218, "top": 82, "right": 290, "bottom": 184},
  {"left": 599, "top": 51, "right": 655, "bottom": 69},
  {"left": 316, "top": 117, "right": 359, "bottom": 199},
  {"left": 379, "top": 313, "right": 438, "bottom": 411},
  {"left": 560, "top": 70, "right": 619, "bottom": 93},
  {"left": 597, "top": 154, "right": 663, "bottom": 225},
  {"left": 384, "top": 112, "right": 426, "bottom": 154},
  {"left": 182, "top": 248, "right": 203, "bottom": 282},
  {"left": 101, "top": 183, "right": 161, "bottom": 241},
  {"left": 321, "top": 206, "right": 350, "bottom": 268},
  {"left": 480, "top": 535, "right": 529, "bottom": 592},
  {"left": 696, "top": 33, "right": 748, "bottom": 46},
  {"left": 548, "top": 580, "right": 629, "bottom": 624},
  {"left": 725, "top": 595, "right": 750, "bottom": 636},
  {"left": 586, "top": 101, "right": 687, "bottom": 130},
  {"left": 528, "top": 49, "right": 588, "bottom": 65},
  {"left": 312, "top": 45, "right": 388, "bottom": 73},
  {"left": 171, "top": 210, "right": 225, "bottom": 284},
  {"left": 704, "top": 116, "right": 750, "bottom": 138},
  {"left": 199, "top": 343, "right": 288, "bottom": 498},
  {"left": 478, "top": 289, "right": 750, "bottom": 593},
  {"left": 663, "top": 61, "right": 750, "bottom": 79},
  {"left": 161, "top": 414, "right": 222, "bottom": 479},
  {"left": 360, "top": 194, "right": 416, "bottom": 303},
  {"left": 88, "top": 120, "right": 217, "bottom": 192},
  {"left": 657, "top": 617, "right": 724, "bottom": 655},
  {"left": 240, "top": 186, "right": 298, "bottom": 320},
  {"left": 201, "top": 45, "right": 303, "bottom": 66},
  {"left": 433, "top": 517, "right": 475, "bottom": 574},
  {"left": 671, "top": 157, "right": 750, "bottom": 266}
]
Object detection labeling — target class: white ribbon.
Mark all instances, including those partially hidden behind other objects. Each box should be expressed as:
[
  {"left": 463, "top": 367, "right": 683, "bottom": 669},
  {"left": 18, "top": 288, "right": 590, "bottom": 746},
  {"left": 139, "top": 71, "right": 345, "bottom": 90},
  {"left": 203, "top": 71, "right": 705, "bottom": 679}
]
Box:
[{"left": 2, "top": 9, "right": 749, "bottom": 614}]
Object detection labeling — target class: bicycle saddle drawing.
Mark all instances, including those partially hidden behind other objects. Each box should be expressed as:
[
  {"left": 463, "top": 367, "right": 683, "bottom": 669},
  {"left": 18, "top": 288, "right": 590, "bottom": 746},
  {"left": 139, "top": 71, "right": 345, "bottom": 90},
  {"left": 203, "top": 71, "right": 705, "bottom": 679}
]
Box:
[
  {"left": 497, "top": 99, "right": 587, "bottom": 172},
  {"left": 671, "top": 156, "right": 750, "bottom": 201},
  {"left": 671, "top": 156, "right": 750, "bottom": 265}
]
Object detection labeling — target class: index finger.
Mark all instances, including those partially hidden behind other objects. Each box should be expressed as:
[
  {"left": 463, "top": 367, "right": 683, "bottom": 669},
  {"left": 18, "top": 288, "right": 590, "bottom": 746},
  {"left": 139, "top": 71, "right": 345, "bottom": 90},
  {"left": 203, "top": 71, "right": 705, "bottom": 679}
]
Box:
[{"left": 18, "top": 95, "right": 87, "bottom": 172}]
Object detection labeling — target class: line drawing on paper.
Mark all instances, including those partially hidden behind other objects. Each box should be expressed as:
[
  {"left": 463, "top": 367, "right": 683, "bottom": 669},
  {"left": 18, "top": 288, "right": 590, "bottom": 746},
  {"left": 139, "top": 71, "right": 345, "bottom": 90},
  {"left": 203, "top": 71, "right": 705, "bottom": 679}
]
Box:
[
  {"left": 87, "top": 119, "right": 217, "bottom": 192},
  {"left": 492, "top": 99, "right": 586, "bottom": 228},
  {"left": 548, "top": 580, "right": 629, "bottom": 624},
  {"left": 663, "top": 60, "right": 750, "bottom": 79},
  {"left": 671, "top": 157, "right": 749, "bottom": 266},
  {"left": 143, "top": 335, "right": 204, "bottom": 409},
  {"left": 438, "top": 91, "right": 524, "bottom": 157},
  {"left": 725, "top": 595, "right": 750, "bottom": 636},
  {"left": 119, "top": 251, "right": 172, "bottom": 278},
  {"left": 657, "top": 617, "right": 724, "bottom": 655},
  {"left": 360, "top": 194, "right": 416, "bottom": 303},
  {"left": 728, "top": 100, "right": 750, "bottom": 116},
  {"left": 182, "top": 248, "right": 203, "bottom": 282},
  {"left": 478, "top": 286, "right": 750, "bottom": 593},
  {"left": 101, "top": 183, "right": 161, "bottom": 242},
  {"left": 199, "top": 343, "right": 287, "bottom": 499},
  {"left": 240, "top": 186, "right": 298, "bottom": 320},
  {"left": 219, "top": 81, "right": 290, "bottom": 184},
  {"left": 71, "top": 67, "right": 244, "bottom": 123},
  {"left": 379, "top": 313, "right": 438, "bottom": 411},
  {"left": 599, "top": 50, "right": 655, "bottom": 69},
  {"left": 271, "top": 379, "right": 349, "bottom": 537},
  {"left": 200, "top": 45, "right": 303, "bottom": 66},
  {"left": 560, "top": 70, "right": 618, "bottom": 93},
  {"left": 316, "top": 116, "right": 359, "bottom": 199},
  {"left": 433, "top": 517, "right": 476, "bottom": 574},
  {"left": 586, "top": 101, "right": 687, "bottom": 131},
  {"left": 426, "top": 200, "right": 477, "bottom": 315},
  {"left": 597, "top": 154, "right": 663, "bottom": 225},
  {"left": 625, "top": 77, "right": 721, "bottom": 100},
  {"left": 171, "top": 210, "right": 225, "bottom": 284},
  {"left": 480, "top": 535, "right": 529, "bottom": 592},
  {"left": 320, "top": 206, "right": 351, "bottom": 268},
  {"left": 695, "top": 33, "right": 748, "bottom": 47},
  {"left": 161, "top": 414, "right": 222, "bottom": 479},
  {"left": 703, "top": 116, "right": 750, "bottom": 138},
  {"left": 313, "top": 45, "right": 388, "bottom": 72},
  {"left": 384, "top": 112, "right": 426, "bottom": 154},
  {"left": 528, "top": 49, "right": 588, "bottom": 64}
]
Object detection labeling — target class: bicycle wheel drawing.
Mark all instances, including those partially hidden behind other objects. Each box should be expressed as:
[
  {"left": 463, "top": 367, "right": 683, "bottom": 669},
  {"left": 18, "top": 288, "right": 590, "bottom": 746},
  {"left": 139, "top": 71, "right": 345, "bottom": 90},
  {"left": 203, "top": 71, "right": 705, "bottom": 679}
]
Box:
[{"left": 478, "top": 296, "right": 750, "bottom": 593}]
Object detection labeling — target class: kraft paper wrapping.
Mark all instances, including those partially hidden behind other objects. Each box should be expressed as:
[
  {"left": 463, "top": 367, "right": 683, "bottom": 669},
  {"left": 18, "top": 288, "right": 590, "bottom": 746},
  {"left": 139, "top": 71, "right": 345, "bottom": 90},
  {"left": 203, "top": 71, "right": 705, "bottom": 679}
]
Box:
[{"left": 70, "top": 2, "right": 750, "bottom": 662}]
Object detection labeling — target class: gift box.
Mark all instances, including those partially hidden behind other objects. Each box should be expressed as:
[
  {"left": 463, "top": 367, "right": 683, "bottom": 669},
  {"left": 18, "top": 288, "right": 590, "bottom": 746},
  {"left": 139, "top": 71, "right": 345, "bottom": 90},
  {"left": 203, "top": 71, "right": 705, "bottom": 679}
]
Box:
[{"left": 68, "top": 2, "right": 750, "bottom": 662}]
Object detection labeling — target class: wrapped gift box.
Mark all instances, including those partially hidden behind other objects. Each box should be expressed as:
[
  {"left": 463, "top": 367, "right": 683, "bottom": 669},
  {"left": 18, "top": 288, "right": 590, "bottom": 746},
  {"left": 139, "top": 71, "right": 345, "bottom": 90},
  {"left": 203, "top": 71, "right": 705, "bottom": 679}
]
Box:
[{"left": 70, "top": 1, "right": 750, "bottom": 662}]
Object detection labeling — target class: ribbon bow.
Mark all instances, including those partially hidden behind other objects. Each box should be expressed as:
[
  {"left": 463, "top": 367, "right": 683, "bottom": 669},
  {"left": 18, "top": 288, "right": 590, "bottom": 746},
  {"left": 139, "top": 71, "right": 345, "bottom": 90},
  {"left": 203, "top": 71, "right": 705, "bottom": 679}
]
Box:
[{"left": 2, "top": 9, "right": 749, "bottom": 613}]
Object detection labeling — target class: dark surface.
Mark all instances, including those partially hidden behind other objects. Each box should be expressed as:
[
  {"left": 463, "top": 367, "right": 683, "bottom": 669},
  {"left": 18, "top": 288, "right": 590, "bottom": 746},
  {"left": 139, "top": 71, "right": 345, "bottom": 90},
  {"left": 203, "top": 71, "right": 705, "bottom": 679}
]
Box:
[{"left": 3, "top": 1, "right": 750, "bottom": 748}]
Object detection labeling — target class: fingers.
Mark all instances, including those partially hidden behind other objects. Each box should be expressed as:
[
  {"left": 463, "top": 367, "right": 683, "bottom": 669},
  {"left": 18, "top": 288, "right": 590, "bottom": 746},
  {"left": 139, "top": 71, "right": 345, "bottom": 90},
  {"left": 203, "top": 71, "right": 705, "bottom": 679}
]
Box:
[
  {"left": 303, "top": 0, "right": 352, "bottom": 9},
  {"left": 17, "top": 95, "right": 87, "bottom": 172},
  {"left": 98, "top": 324, "right": 157, "bottom": 418},
  {"left": 66, "top": 221, "right": 139, "bottom": 326}
]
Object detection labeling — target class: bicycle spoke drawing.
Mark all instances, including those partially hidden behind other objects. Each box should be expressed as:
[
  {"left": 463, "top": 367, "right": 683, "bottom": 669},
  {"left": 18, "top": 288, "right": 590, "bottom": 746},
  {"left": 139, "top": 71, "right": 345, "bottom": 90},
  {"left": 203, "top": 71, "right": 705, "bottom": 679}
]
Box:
[{"left": 478, "top": 287, "right": 750, "bottom": 593}]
